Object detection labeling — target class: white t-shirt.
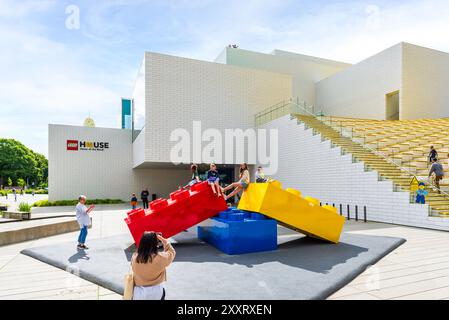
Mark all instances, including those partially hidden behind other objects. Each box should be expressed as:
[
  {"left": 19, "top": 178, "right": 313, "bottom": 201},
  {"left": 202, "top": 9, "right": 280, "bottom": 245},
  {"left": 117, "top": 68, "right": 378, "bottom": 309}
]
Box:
[{"left": 76, "top": 203, "right": 90, "bottom": 227}]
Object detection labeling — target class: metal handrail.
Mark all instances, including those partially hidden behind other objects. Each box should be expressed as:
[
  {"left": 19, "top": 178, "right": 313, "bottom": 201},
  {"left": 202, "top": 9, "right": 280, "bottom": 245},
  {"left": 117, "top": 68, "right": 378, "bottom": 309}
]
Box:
[
  {"left": 255, "top": 98, "right": 449, "bottom": 200},
  {"left": 299, "top": 102, "right": 449, "bottom": 200}
]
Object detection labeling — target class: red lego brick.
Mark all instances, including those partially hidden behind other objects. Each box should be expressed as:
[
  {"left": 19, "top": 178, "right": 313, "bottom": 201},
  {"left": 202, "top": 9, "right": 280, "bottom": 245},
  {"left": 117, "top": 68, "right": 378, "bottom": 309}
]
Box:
[{"left": 125, "top": 181, "right": 228, "bottom": 246}]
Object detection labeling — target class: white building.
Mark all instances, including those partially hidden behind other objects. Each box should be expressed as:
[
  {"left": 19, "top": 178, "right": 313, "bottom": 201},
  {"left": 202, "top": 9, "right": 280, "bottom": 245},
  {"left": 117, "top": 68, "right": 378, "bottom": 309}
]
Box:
[{"left": 49, "top": 42, "right": 449, "bottom": 230}]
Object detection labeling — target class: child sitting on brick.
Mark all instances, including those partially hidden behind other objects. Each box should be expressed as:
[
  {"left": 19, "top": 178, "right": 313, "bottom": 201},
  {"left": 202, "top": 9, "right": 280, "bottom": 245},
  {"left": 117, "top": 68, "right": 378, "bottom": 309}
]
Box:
[{"left": 206, "top": 163, "right": 222, "bottom": 197}]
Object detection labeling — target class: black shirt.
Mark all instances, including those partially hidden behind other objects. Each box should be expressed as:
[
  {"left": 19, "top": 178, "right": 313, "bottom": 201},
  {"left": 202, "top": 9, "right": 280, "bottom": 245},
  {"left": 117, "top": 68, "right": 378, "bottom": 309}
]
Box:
[
  {"left": 429, "top": 149, "right": 438, "bottom": 160},
  {"left": 141, "top": 190, "right": 149, "bottom": 200},
  {"left": 207, "top": 170, "right": 219, "bottom": 179}
]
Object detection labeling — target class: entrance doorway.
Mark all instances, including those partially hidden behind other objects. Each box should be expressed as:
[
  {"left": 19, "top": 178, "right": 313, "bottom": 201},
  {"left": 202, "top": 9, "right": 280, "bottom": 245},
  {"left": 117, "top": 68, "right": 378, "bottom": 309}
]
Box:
[{"left": 386, "top": 90, "right": 400, "bottom": 120}]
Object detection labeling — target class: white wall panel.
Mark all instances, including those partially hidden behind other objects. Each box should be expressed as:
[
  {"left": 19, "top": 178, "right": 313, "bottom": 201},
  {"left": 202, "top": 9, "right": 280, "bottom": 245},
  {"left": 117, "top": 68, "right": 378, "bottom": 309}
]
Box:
[
  {"left": 402, "top": 43, "right": 449, "bottom": 119},
  {"left": 316, "top": 43, "right": 403, "bottom": 119}
]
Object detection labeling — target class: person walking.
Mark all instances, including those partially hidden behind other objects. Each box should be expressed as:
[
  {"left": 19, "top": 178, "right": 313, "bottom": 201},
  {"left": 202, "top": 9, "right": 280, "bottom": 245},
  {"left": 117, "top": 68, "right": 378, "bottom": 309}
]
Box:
[
  {"left": 429, "top": 158, "right": 445, "bottom": 194},
  {"left": 131, "top": 232, "right": 176, "bottom": 300},
  {"left": 141, "top": 188, "right": 150, "bottom": 209},
  {"left": 13, "top": 188, "right": 16, "bottom": 202},
  {"left": 428, "top": 146, "right": 438, "bottom": 165},
  {"left": 76, "top": 195, "right": 95, "bottom": 249}
]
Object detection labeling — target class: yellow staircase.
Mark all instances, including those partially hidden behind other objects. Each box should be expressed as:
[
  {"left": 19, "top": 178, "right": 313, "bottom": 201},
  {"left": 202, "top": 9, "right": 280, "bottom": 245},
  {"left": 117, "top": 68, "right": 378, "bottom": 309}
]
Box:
[{"left": 295, "top": 114, "right": 449, "bottom": 217}]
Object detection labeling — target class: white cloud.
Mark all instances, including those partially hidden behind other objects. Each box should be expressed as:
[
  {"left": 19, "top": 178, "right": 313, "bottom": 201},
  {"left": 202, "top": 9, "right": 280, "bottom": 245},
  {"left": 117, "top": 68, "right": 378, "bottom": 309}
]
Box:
[
  {"left": 0, "top": 0, "right": 55, "bottom": 18},
  {"left": 2, "top": 0, "right": 449, "bottom": 157},
  {"left": 0, "top": 1, "right": 125, "bottom": 156}
]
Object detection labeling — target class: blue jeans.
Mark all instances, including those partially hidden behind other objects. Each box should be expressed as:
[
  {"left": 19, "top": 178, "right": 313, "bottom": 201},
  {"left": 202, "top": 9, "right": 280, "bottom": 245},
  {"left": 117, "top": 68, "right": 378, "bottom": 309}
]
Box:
[
  {"left": 78, "top": 226, "right": 88, "bottom": 244},
  {"left": 416, "top": 195, "right": 426, "bottom": 204}
]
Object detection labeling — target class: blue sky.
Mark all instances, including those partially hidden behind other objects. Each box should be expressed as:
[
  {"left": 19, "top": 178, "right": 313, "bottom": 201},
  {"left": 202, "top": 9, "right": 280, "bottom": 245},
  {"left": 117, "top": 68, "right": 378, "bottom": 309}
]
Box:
[{"left": 1, "top": 0, "right": 449, "bottom": 156}]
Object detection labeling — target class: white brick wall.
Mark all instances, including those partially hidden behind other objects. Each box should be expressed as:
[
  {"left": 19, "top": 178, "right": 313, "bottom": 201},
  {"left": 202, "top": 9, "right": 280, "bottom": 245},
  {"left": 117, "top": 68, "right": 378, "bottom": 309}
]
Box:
[
  {"left": 261, "top": 115, "right": 449, "bottom": 231},
  {"left": 143, "top": 52, "right": 292, "bottom": 164}
]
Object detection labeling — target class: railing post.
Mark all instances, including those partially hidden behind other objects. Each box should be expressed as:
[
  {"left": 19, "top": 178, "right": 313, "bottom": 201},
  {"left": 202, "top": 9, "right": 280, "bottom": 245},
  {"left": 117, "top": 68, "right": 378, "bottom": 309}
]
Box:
[
  {"left": 339, "top": 204, "right": 343, "bottom": 216},
  {"left": 347, "top": 205, "right": 351, "bottom": 220},
  {"left": 355, "top": 205, "right": 358, "bottom": 221},
  {"left": 364, "top": 206, "right": 367, "bottom": 222}
]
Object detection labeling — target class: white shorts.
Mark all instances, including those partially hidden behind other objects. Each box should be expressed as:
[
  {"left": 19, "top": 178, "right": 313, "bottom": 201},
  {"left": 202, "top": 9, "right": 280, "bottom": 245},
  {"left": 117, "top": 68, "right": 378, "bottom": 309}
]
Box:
[{"left": 133, "top": 283, "right": 165, "bottom": 300}]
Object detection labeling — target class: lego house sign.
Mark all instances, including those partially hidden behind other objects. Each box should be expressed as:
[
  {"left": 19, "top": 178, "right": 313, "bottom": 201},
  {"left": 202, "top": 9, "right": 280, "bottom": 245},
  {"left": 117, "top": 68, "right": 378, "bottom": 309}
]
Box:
[{"left": 67, "top": 140, "right": 109, "bottom": 151}]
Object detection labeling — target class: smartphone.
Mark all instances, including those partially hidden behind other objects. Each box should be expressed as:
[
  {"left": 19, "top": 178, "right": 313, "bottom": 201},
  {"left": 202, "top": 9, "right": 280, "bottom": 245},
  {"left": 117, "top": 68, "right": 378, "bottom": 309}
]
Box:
[{"left": 156, "top": 232, "right": 163, "bottom": 248}]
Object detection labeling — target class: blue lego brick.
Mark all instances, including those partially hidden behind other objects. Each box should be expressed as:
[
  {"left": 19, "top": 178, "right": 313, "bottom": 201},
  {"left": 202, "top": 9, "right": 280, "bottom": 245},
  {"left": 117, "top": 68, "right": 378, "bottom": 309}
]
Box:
[{"left": 198, "top": 208, "right": 277, "bottom": 255}]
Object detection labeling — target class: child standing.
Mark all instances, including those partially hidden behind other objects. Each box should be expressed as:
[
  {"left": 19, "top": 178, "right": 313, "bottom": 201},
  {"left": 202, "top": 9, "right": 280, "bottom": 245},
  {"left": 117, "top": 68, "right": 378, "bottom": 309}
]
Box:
[
  {"left": 131, "top": 193, "right": 138, "bottom": 209},
  {"left": 206, "top": 163, "right": 222, "bottom": 197}
]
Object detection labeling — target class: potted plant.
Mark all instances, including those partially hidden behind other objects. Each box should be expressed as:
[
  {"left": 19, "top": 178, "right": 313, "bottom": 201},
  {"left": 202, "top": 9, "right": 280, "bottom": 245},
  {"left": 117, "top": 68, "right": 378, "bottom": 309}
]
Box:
[
  {"left": 0, "top": 203, "right": 8, "bottom": 212},
  {"left": 18, "top": 202, "right": 32, "bottom": 220}
]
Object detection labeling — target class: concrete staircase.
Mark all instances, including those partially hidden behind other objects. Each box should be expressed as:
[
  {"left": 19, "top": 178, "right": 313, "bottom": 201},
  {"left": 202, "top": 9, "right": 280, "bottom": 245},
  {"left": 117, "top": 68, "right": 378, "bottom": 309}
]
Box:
[{"left": 295, "top": 114, "right": 449, "bottom": 217}]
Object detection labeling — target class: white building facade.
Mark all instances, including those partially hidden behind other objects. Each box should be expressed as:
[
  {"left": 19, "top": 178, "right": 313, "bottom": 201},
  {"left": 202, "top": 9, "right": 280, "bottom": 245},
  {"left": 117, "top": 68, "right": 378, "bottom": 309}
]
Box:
[{"left": 49, "top": 41, "right": 449, "bottom": 227}]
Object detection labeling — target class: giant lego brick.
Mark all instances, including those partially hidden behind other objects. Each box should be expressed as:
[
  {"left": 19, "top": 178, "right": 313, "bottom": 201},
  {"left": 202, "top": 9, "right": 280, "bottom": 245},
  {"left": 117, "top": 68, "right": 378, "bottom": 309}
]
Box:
[
  {"left": 125, "top": 181, "right": 228, "bottom": 246},
  {"left": 198, "top": 208, "right": 278, "bottom": 255},
  {"left": 237, "top": 181, "right": 345, "bottom": 243}
]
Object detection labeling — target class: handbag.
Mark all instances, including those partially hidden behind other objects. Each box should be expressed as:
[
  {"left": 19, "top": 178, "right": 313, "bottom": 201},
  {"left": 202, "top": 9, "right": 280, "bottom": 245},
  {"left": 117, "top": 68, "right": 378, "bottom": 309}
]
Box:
[{"left": 123, "top": 265, "right": 134, "bottom": 300}]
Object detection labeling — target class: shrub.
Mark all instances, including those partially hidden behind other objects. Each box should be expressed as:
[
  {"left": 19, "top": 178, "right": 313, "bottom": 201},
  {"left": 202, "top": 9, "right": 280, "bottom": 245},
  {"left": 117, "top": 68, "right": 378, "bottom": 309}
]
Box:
[
  {"left": 17, "top": 178, "right": 26, "bottom": 188},
  {"left": 33, "top": 199, "right": 124, "bottom": 207},
  {"left": 18, "top": 202, "right": 32, "bottom": 213},
  {"left": 25, "top": 189, "right": 48, "bottom": 194},
  {"left": 0, "top": 189, "right": 12, "bottom": 196}
]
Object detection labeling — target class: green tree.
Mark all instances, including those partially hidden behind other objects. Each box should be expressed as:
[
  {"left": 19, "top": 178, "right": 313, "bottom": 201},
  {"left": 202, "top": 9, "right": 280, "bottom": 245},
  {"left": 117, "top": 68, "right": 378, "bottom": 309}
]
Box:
[
  {"left": 7, "top": 177, "right": 12, "bottom": 186},
  {"left": 17, "top": 178, "right": 25, "bottom": 188},
  {"left": 0, "top": 139, "right": 46, "bottom": 187},
  {"left": 33, "top": 152, "right": 48, "bottom": 186}
]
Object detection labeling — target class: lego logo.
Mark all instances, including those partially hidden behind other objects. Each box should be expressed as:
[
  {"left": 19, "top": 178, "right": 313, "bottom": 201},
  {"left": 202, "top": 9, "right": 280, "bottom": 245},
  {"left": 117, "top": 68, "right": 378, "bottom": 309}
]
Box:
[{"left": 67, "top": 140, "right": 78, "bottom": 151}]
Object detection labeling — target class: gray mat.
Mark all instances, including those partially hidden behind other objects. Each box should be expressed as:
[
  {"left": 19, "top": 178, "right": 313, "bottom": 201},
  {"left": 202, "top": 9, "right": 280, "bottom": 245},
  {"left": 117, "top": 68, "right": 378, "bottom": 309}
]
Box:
[{"left": 21, "top": 232, "right": 405, "bottom": 300}]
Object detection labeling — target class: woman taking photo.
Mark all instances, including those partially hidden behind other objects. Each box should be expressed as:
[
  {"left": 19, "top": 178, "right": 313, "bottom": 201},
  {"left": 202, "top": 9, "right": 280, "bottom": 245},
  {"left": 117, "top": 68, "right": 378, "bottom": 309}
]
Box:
[{"left": 131, "top": 231, "right": 176, "bottom": 300}]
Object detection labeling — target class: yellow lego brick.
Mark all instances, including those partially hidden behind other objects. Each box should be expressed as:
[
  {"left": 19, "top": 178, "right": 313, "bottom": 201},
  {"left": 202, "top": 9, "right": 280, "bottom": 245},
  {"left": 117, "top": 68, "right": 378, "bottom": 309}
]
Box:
[{"left": 238, "top": 182, "right": 345, "bottom": 243}]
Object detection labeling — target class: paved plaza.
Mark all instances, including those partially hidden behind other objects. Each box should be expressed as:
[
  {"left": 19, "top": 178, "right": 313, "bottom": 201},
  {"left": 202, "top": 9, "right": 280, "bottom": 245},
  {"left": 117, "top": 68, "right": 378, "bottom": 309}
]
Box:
[
  {"left": 1, "top": 205, "right": 449, "bottom": 300},
  {"left": 0, "top": 194, "right": 48, "bottom": 213}
]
